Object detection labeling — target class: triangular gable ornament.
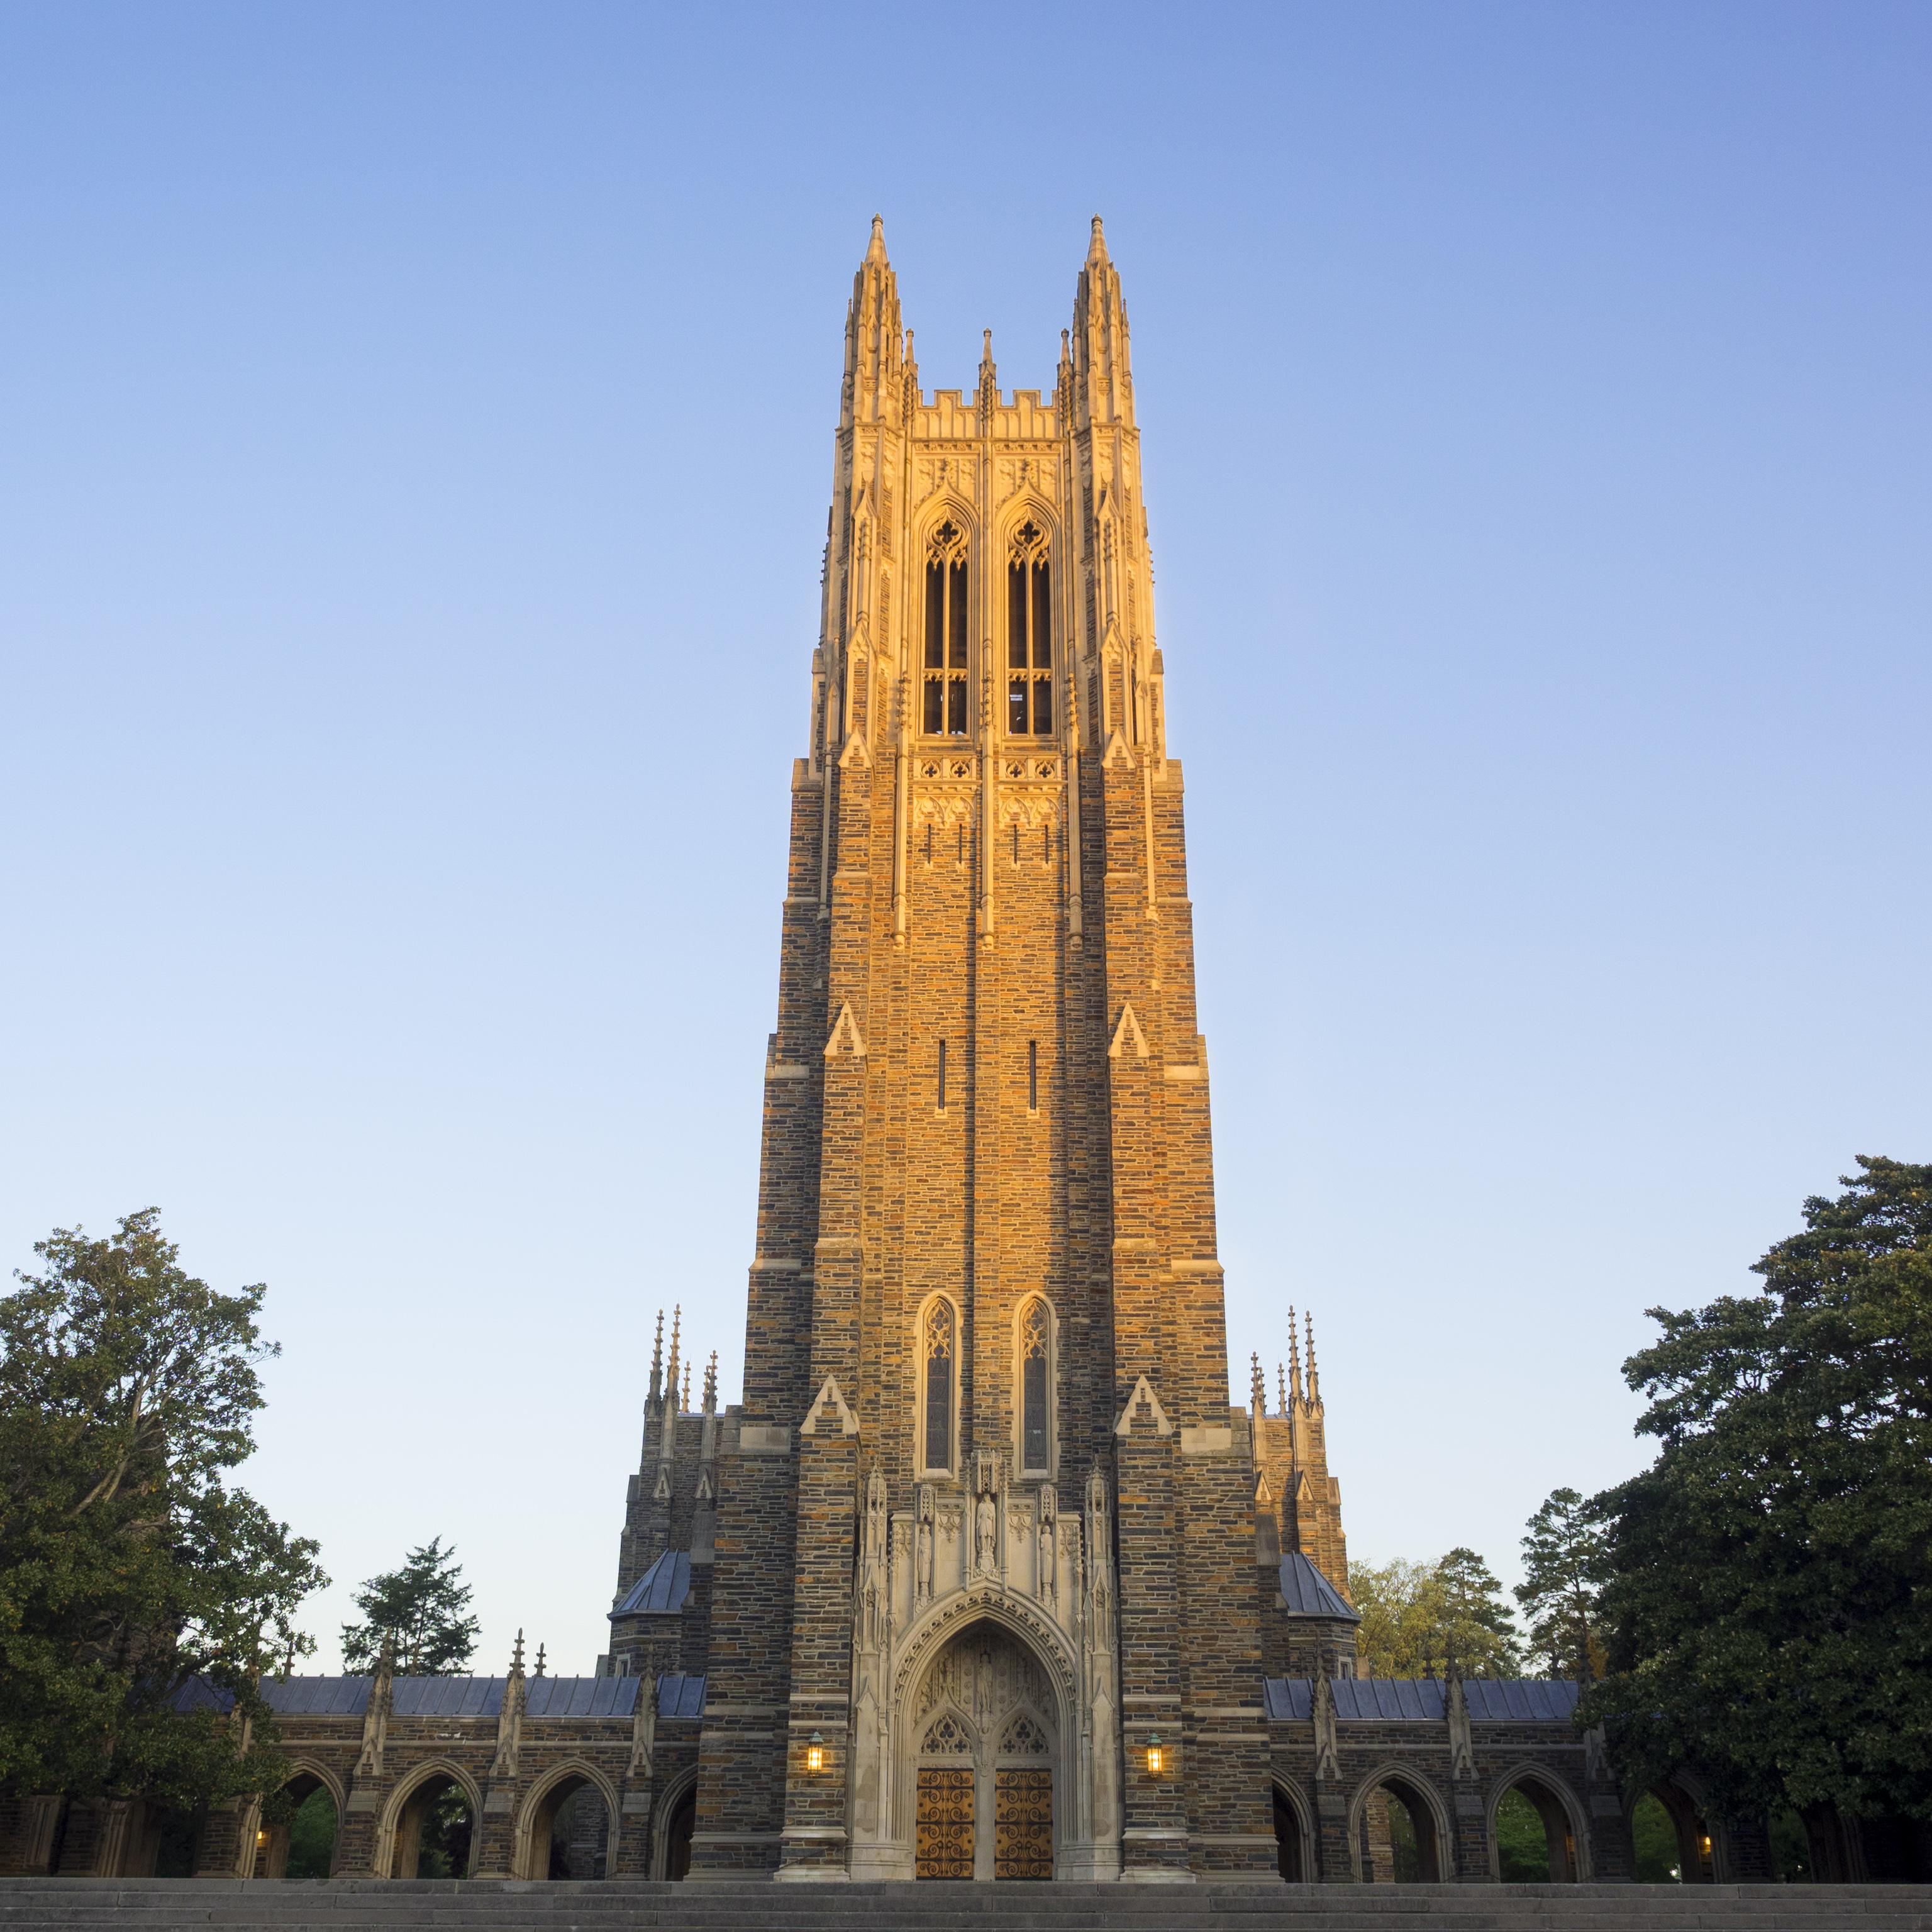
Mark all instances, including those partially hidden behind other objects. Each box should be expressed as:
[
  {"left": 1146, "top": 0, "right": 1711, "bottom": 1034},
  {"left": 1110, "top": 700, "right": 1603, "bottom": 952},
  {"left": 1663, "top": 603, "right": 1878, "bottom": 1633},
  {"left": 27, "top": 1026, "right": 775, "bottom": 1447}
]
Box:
[
  {"left": 1108, "top": 1002, "right": 1149, "bottom": 1060},
  {"left": 824, "top": 1002, "right": 868, "bottom": 1059},
  {"left": 1255, "top": 1470, "right": 1274, "bottom": 1507},
  {"left": 838, "top": 729, "right": 871, "bottom": 770},
  {"left": 1101, "top": 724, "right": 1132, "bottom": 769},
  {"left": 1113, "top": 1373, "right": 1173, "bottom": 1438},
  {"left": 801, "top": 1374, "right": 860, "bottom": 1437}
]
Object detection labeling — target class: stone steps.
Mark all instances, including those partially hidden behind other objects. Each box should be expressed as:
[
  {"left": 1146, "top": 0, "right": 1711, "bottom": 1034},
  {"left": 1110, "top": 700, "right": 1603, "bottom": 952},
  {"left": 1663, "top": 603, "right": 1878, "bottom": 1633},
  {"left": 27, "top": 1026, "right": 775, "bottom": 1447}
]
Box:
[{"left": 4, "top": 1880, "right": 1930, "bottom": 1932}]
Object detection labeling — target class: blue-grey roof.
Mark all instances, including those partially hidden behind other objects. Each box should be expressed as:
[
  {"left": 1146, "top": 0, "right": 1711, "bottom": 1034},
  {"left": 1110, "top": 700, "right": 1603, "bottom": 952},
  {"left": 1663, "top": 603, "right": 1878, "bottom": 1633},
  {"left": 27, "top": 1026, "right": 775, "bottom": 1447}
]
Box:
[
  {"left": 1279, "top": 1552, "right": 1359, "bottom": 1621},
  {"left": 657, "top": 1673, "right": 706, "bottom": 1719},
  {"left": 611, "top": 1550, "right": 692, "bottom": 1619},
  {"left": 1262, "top": 1677, "right": 1581, "bottom": 1723},
  {"left": 188, "top": 1675, "right": 643, "bottom": 1719}
]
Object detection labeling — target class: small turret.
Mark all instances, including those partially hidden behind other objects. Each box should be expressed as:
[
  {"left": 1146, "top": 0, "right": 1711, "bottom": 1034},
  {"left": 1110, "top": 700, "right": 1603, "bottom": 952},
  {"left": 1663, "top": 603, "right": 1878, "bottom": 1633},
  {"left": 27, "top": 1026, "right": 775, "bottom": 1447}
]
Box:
[
  {"left": 1072, "top": 214, "right": 1134, "bottom": 431},
  {"left": 841, "top": 214, "right": 904, "bottom": 432}
]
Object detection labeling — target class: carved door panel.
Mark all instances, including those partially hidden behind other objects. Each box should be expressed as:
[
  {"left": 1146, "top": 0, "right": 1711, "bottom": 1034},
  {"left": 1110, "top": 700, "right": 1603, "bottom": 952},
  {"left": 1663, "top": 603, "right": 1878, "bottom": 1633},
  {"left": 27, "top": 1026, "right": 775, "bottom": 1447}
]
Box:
[
  {"left": 993, "top": 1767, "right": 1052, "bottom": 1880},
  {"left": 915, "top": 1765, "right": 974, "bottom": 1880}
]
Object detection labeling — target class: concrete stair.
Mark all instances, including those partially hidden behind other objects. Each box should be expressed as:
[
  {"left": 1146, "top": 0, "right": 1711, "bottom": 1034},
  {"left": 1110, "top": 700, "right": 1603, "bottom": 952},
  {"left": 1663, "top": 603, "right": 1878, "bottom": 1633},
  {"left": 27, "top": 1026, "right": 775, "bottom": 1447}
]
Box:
[{"left": 4, "top": 1880, "right": 1931, "bottom": 1932}]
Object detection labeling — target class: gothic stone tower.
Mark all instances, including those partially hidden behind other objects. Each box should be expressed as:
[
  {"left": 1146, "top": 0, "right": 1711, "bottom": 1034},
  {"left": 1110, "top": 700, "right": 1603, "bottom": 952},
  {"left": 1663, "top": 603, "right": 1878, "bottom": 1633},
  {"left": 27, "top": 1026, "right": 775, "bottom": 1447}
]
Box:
[{"left": 686, "top": 216, "right": 1276, "bottom": 1885}]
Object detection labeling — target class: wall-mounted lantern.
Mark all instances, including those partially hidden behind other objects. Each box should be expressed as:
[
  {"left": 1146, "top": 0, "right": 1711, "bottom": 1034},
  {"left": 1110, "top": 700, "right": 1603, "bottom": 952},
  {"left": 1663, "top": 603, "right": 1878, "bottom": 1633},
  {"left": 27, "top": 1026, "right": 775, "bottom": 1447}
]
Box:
[
  {"left": 1145, "top": 1733, "right": 1163, "bottom": 1777},
  {"left": 806, "top": 1732, "right": 826, "bottom": 1772}
]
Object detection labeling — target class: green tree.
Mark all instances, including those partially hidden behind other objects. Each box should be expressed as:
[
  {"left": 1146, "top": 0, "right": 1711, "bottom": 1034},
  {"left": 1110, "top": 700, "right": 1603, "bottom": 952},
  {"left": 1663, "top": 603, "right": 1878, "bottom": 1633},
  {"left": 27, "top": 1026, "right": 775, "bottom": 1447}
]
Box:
[
  {"left": 1514, "top": 1487, "right": 1608, "bottom": 1679},
  {"left": 340, "top": 1538, "right": 479, "bottom": 1675},
  {"left": 1582, "top": 1157, "right": 1932, "bottom": 1826},
  {"left": 1350, "top": 1548, "right": 1522, "bottom": 1678},
  {"left": 0, "top": 1209, "right": 326, "bottom": 1809}
]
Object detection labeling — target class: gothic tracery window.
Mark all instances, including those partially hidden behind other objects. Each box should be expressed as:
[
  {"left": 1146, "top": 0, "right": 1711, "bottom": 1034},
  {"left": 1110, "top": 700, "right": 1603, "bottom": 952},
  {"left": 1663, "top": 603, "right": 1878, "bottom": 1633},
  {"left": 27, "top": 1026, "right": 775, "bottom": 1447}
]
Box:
[
  {"left": 1019, "top": 1297, "right": 1051, "bottom": 1474},
  {"left": 923, "top": 522, "right": 970, "bottom": 736},
  {"left": 923, "top": 1299, "right": 955, "bottom": 1473},
  {"left": 1006, "top": 522, "right": 1053, "bottom": 736}
]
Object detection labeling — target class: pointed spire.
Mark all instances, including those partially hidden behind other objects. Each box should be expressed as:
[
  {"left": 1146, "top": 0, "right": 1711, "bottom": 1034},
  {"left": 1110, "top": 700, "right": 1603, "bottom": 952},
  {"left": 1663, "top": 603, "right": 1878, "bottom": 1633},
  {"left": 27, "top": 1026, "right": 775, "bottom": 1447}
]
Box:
[
  {"left": 1289, "top": 1307, "right": 1302, "bottom": 1404},
  {"left": 1277, "top": 1362, "right": 1287, "bottom": 1415},
  {"left": 1250, "top": 1352, "right": 1267, "bottom": 1418},
  {"left": 649, "top": 1308, "right": 664, "bottom": 1405},
  {"left": 977, "top": 328, "right": 998, "bottom": 416},
  {"left": 703, "top": 1350, "right": 718, "bottom": 1416},
  {"left": 510, "top": 1628, "right": 526, "bottom": 1677},
  {"left": 1307, "top": 1311, "right": 1321, "bottom": 1407},
  {"left": 842, "top": 211, "right": 904, "bottom": 431},
  {"left": 667, "top": 1304, "right": 682, "bottom": 1415},
  {"left": 533, "top": 1642, "right": 547, "bottom": 1679},
  {"left": 682, "top": 1358, "right": 692, "bottom": 1414},
  {"left": 1072, "top": 213, "right": 1133, "bottom": 430}
]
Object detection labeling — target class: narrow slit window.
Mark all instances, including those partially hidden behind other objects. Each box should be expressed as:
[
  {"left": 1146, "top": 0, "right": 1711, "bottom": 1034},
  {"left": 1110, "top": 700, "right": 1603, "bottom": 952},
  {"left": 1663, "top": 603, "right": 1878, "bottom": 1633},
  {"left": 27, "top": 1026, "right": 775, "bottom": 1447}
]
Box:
[
  {"left": 925, "top": 1301, "right": 955, "bottom": 1472},
  {"left": 937, "top": 1038, "right": 947, "bottom": 1111},
  {"left": 1021, "top": 1300, "right": 1049, "bottom": 1471},
  {"left": 1028, "top": 1040, "right": 1038, "bottom": 1112}
]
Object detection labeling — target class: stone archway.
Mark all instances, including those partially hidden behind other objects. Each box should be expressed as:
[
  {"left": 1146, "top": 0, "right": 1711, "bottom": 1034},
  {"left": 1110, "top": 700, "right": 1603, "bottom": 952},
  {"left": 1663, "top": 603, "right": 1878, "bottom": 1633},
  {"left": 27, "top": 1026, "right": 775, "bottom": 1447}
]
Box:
[{"left": 907, "top": 1619, "right": 1060, "bottom": 1881}]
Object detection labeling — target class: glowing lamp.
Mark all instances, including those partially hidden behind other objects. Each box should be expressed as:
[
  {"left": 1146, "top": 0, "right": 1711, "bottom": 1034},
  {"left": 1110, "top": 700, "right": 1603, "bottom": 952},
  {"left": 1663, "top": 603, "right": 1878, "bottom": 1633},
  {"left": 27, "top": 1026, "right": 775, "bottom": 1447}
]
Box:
[
  {"left": 806, "top": 1732, "right": 825, "bottom": 1772},
  {"left": 1145, "top": 1734, "right": 1163, "bottom": 1777}
]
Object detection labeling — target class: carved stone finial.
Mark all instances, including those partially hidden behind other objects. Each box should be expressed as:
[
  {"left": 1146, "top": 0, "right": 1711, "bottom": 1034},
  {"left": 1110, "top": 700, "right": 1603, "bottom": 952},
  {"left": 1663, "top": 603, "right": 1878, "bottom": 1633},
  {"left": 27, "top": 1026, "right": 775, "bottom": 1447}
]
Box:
[
  {"left": 866, "top": 213, "right": 887, "bottom": 264},
  {"left": 703, "top": 1350, "right": 718, "bottom": 1416},
  {"left": 1088, "top": 214, "right": 1108, "bottom": 263},
  {"left": 1250, "top": 1352, "right": 1267, "bottom": 1418},
  {"left": 534, "top": 1643, "right": 547, "bottom": 1679},
  {"left": 510, "top": 1628, "right": 526, "bottom": 1677}
]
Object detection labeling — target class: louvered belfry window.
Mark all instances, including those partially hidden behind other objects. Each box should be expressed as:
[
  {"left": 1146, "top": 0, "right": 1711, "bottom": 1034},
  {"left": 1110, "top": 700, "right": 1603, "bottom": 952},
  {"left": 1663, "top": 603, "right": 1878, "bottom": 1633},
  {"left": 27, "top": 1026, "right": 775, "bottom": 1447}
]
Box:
[
  {"left": 923, "top": 522, "right": 970, "bottom": 735},
  {"left": 1006, "top": 522, "right": 1052, "bottom": 736}
]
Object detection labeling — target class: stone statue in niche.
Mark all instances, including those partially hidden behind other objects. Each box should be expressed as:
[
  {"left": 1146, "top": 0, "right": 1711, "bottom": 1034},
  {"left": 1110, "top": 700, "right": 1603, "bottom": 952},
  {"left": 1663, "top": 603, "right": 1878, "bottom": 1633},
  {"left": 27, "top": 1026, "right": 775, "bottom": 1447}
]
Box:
[
  {"left": 916, "top": 1485, "right": 935, "bottom": 1602},
  {"left": 1036, "top": 1485, "right": 1057, "bottom": 1606},
  {"left": 975, "top": 1489, "right": 997, "bottom": 1574}
]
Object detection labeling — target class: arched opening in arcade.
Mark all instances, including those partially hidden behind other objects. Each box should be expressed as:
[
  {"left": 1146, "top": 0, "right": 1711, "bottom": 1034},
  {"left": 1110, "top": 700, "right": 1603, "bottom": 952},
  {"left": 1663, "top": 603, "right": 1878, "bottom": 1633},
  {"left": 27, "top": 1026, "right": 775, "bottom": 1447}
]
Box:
[
  {"left": 384, "top": 1768, "right": 476, "bottom": 1879},
  {"left": 517, "top": 1767, "right": 612, "bottom": 1880},
  {"left": 1271, "top": 1782, "right": 1309, "bottom": 1882},
  {"left": 655, "top": 1777, "right": 697, "bottom": 1880},
  {"left": 255, "top": 1772, "right": 338, "bottom": 1879},
  {"left": 910, "top": 1618, "right": 1060, "bottom": 1882},
  {"left": 1355, "top": 1772, "right": 1443, "bottom": 1883},
  {"left": 1632, "top": 1784, "right": 1713, "bottom": 1884},
  {"left": 1491, "top": 1770, "right": 1581, "bottom": 1882}
]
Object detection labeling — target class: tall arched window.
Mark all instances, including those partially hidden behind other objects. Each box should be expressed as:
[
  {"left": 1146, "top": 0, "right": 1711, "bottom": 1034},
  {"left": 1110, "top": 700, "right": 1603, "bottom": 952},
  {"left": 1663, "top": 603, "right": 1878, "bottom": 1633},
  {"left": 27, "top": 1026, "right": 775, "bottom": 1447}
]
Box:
[
  {"left": 923, "top": 1299, "right": 955, "bottom": 1473},
  {"left": 1006, "top": 522, "right": 1052, "bottom": 736},
  {"left": 923, "top": 523, "right": 970, "bottom": 736},
  {"left": 1019, "top": 1298, "right": 1052, "bottom": 1475}
]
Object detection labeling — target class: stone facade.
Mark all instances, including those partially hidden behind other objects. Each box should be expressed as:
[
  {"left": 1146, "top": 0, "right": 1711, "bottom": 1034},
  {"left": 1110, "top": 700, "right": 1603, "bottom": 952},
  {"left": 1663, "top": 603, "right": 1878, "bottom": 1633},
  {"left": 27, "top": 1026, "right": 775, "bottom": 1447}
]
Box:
[{"left": 595, "top": 217, "right": 1613, "bottom": 1888}]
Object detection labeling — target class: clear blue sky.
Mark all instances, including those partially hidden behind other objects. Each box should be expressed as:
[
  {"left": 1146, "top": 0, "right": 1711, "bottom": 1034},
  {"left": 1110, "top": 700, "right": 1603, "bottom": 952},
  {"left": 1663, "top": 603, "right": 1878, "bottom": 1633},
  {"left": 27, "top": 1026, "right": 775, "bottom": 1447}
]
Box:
[{"left": 3, "top": 3, "right": 1926, "bottom": 1675}]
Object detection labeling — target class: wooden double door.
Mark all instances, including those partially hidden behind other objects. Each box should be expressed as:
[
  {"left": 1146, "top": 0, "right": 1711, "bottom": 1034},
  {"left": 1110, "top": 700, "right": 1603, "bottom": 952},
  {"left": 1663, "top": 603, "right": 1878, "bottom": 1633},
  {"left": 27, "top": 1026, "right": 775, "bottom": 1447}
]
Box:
[{"left": 916, "top": 1765, "right": 1052, "bottom": 1881}]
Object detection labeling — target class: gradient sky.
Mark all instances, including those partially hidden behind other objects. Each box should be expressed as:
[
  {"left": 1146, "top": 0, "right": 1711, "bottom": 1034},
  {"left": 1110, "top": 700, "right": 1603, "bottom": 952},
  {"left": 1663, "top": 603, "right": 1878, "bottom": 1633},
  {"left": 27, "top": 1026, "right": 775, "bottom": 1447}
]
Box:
[{"left": 3, "top": 3, "right": 1926, "bottom": 1677}]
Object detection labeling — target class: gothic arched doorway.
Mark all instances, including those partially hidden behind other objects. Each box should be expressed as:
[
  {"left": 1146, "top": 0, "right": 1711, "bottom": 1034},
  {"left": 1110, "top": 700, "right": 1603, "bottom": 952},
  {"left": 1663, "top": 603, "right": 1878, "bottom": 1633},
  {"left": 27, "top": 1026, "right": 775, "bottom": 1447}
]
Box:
[{"left": 910, "top": 1620, "right": 1058, "bottom": 1881}]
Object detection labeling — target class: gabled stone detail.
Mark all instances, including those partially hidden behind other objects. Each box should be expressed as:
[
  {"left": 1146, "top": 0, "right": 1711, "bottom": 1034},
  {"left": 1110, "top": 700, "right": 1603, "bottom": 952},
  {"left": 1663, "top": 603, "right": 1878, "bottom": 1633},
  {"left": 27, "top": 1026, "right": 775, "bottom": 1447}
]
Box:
[
  {"left": 801, "top": 1374, "right": 859, "bottom": 1437},
  {"left": 1108, "top": 1002, "right": 1150, "bottom": 1059},
  {"left": 1112, "top": 1374, "right": 1172, "bottom": 1437},
  {"left": 824, "top": 1002, "right": 868, "bottom": 1058}
]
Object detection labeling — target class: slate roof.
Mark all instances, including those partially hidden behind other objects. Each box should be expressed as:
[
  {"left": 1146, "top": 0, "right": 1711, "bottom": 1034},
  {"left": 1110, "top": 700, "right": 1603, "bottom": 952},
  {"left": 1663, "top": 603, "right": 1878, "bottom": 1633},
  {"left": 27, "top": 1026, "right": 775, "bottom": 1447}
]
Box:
[
  {"left": 611, "top": 1550, "right": 692, "bottom": 1619},
  {"left": 1260, "top": 1677, "right": 1581, "bottom": 1723},
  {"left": 172, "top": 1674, "right": 643, "bottom": 1718},
  {"left": 657, "top": 1673, "right": 707, "bottom": 1719},
  {"left": 1278, "top": 1551, "right": 1359, "bottom": 1621}
]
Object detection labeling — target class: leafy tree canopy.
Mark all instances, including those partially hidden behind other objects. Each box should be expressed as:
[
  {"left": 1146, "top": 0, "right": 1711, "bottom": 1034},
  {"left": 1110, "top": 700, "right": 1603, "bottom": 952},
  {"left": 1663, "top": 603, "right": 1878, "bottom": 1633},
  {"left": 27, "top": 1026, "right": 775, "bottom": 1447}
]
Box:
[
  {"left": 1582, "top": 1156, "right": 1932, "bottom": 1826},
  {"left": 1515, "top": 1487, "right": 1609, "bottom": 1679},
  {"left": 340, "top": 1538, "right": 479, "bottom": 1676},
  {"left": 0, "top": 1209, "right": 325, "bottom": 1809},
  {"left": 1350, "top": 1546, "right": 1522, "bottom": 1679}
]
